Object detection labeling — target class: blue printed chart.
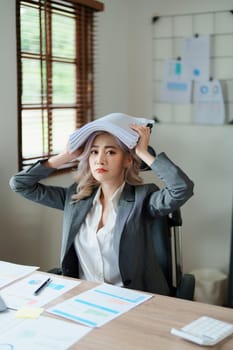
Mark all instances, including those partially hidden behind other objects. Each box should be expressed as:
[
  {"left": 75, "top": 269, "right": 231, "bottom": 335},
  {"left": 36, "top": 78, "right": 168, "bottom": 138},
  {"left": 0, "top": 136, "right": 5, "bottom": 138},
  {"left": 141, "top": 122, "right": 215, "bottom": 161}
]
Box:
[
  {"left": 1, "top": 272, "right": 80, "bottom": 310},
  {"left": 160, "top": 59, "right": 192, "bottom": 103},
  {"left": 193, "top": 80, "right": 225, "bottom": 124},
  {"left": 48, "top": 283, "right": 152, "bottom": 327}
]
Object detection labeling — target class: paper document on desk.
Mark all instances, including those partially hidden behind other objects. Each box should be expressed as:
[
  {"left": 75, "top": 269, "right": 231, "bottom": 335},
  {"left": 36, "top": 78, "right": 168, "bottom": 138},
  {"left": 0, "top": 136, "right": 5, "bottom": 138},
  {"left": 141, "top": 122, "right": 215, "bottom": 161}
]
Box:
[
  {"left": 0, "top": 309, "right": 91, "bottom": 349},
  {"left": 0, "top": 260, "right": 39, "bottom": 289},
  {"left": 48, "top": 283, "right": 152, "bottom": 327},
  {"left": 1, "top": 272, "right": 80, "bottom": 310}
]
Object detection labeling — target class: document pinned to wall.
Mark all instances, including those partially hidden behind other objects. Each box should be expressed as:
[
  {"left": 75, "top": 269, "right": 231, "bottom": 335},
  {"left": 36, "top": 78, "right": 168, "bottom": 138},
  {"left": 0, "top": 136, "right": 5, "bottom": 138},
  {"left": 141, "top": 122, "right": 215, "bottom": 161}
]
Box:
[
  {"left": 193, "top": 80, "right": 225, "bottom": 125},
  {"left": 161, "top": 59, "right": 192, "bottom": 103},
  {"left": 181, "top": 35, "right": 210, "bottom": 82}
]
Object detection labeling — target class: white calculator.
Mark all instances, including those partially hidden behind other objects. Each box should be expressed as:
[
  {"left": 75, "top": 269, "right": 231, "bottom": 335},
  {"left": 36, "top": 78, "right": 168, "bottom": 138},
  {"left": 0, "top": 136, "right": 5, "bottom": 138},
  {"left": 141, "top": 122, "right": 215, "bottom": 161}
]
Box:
[{"left": 171, "top": 316, "right": 233, "bottom": 346}]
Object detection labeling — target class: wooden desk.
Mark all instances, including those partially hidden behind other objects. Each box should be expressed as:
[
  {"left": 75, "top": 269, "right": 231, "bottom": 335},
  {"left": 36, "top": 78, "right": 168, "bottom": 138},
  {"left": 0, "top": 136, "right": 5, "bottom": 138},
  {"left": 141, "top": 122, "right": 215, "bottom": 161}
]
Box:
[{"left": 45, "top": 278, "right": 233, "bottom": 350}]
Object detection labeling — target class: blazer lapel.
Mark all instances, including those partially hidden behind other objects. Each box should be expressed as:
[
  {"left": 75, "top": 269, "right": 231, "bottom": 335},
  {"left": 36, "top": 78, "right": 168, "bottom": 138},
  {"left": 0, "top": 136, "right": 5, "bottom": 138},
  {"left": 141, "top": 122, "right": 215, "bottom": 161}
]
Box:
[
  {"left": 64, "top": 184, "right": 135, "bottom": 256},
  {"left": 65, "top": 190, "right": 97, "bottom": 252},
  {"left": 114, "top": 183, "right": 135, "bottom": 237}
]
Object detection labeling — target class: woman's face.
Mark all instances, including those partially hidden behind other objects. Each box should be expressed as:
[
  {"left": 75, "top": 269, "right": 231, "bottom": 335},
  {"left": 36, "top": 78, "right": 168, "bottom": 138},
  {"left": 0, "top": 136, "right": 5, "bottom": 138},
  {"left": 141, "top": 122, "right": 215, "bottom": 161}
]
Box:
[{"left": 88, "top": 133, "right": 132, "bottom": 185}]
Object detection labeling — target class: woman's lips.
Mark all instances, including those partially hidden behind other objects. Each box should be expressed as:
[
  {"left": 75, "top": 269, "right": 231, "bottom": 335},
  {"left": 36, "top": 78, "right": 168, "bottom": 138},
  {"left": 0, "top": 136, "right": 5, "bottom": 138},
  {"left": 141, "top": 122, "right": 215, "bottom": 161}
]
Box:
[{"left": 95, "top": 168, "right": 108, "bottom": 173}]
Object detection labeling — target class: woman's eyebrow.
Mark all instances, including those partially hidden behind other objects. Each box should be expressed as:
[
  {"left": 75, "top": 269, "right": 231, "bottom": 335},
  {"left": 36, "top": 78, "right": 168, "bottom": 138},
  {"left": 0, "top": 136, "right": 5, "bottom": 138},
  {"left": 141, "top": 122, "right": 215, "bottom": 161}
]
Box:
[{"left": 91, "top": 144, "right": 118, "bottom": 149}]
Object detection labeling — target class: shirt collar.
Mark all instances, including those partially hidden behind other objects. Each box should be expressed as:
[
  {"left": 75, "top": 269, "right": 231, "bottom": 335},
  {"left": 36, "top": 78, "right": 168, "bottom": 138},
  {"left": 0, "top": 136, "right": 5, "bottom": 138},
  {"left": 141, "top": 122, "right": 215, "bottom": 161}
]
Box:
[{"left": 93, "top": 182, "right": 125, "bottom": 210}]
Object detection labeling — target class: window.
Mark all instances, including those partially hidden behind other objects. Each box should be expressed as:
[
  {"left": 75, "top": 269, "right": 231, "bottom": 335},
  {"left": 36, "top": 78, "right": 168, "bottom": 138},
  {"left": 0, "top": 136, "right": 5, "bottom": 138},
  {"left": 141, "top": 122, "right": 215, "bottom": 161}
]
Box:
[{"left": 16, "top": 0, "right": 104, "bottom": 170}]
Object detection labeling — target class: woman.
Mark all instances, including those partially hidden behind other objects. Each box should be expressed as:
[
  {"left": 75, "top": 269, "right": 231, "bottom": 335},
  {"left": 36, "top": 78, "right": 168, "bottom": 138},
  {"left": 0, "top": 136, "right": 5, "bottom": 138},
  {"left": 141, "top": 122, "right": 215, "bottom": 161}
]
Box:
[{"left": 9, "top": 114, "right": 194, "bottom": 295}]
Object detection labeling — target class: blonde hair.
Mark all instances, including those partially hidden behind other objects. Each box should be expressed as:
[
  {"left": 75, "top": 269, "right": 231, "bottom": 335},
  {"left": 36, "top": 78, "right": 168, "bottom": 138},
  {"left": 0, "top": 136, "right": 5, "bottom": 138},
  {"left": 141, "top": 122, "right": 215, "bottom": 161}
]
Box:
[{"left": 72, "top": 131, "right": 143, "bottom": 202}]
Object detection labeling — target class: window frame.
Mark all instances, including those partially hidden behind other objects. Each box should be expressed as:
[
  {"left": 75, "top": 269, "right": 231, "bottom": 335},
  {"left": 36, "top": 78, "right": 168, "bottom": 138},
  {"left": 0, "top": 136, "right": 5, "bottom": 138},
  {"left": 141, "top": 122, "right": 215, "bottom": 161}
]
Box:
[{"left": 16, "top": 0, "right": 104, "bottom": 171}]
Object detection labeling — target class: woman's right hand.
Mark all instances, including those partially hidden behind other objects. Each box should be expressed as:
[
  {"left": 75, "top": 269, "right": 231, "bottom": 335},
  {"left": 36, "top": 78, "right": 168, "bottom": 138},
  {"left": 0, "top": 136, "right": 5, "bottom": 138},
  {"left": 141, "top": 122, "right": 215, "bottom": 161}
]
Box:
[
  {"left": 44, "top": 142, "right": 83, "bottom": 169},
  {"left": 66, "top": 141, "right": 83, "bottom": 160}
]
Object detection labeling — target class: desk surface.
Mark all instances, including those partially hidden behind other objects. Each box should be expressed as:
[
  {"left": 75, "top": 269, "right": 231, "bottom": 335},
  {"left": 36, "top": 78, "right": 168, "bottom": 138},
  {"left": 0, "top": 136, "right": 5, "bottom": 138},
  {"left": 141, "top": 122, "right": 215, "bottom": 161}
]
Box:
[{"left": 44, "top": 278, "right": 233, "bottom": 350}]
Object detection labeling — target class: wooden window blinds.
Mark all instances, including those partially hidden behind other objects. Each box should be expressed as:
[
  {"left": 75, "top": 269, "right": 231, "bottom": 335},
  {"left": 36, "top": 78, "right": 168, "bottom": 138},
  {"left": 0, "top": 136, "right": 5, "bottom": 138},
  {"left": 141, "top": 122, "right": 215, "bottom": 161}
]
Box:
[{"left": 16, "top": 0, "right": 104, "bottom": 170}]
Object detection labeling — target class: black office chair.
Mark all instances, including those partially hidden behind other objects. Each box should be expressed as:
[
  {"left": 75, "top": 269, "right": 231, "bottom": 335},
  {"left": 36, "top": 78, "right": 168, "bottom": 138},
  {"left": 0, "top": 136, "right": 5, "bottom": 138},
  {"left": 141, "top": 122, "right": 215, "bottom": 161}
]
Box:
[
  {"left": 141, "top": 146, "right": 195, "bottom": 300},
  {"left": 150, "top": 208, "right": 195, "bottom": 300}
]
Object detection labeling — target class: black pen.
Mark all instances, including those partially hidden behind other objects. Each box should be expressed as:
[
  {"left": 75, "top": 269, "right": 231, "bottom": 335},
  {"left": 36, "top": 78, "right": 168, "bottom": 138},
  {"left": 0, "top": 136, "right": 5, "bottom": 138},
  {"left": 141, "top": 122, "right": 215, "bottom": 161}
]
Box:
[{"left": 34, "top": 277, "right": 51, "bottom": 295}]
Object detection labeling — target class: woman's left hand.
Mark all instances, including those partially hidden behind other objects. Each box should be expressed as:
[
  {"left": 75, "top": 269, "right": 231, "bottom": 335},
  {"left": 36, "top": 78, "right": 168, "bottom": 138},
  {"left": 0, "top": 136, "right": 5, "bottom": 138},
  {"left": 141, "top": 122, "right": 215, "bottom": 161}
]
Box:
[
  {"left": 130, "top": 124, "right": 155, "bottom": 166},
  {"left": 130, "top": 124, "right": 150, "bottom": 156}
]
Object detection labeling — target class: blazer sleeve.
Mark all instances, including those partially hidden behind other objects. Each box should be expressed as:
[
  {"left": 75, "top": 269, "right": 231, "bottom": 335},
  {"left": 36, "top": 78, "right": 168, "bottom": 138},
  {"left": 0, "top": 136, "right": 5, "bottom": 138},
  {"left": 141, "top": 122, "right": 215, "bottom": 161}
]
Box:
[
  {"left": 147, "top": 152, "right": 194, "bottom": 216},
  {"left": 9, "top": 160, "right": 68, "bottom": 210}
]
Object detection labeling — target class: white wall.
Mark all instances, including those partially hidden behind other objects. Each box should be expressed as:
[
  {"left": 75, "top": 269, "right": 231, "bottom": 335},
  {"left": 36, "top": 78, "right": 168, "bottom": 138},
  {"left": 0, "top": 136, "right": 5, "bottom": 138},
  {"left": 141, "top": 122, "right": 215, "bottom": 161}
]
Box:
[
  {"left": 0, "top": 0, "right": 233, "bottom": 280},
  {"left": 96, "top": 0, "right": 233, "bottom": 275}
]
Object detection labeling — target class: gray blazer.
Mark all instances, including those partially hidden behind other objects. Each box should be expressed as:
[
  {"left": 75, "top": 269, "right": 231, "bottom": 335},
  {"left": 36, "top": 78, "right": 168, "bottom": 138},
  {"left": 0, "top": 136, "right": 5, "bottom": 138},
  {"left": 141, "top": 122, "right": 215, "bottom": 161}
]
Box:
[{"left": 9, "top": 152, "right": 194, "bottom": 295}]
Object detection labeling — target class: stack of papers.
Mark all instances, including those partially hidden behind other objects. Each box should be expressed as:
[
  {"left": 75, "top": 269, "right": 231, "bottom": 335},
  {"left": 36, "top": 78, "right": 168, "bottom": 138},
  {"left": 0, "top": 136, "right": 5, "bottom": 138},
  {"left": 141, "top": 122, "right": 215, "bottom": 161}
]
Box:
[
  {"left": 0, "top": 261, "right": 153, "bottom": 348},
  {"left": 69, "top": 113, "right": 154, "bottom": 152}
]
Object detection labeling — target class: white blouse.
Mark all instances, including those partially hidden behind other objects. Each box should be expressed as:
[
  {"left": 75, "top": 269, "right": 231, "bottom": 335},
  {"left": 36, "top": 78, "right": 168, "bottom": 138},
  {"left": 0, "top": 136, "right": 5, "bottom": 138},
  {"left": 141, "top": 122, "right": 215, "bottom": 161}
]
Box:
[{"left": 74, "top": 183, "right": 125, "bottom": 285}]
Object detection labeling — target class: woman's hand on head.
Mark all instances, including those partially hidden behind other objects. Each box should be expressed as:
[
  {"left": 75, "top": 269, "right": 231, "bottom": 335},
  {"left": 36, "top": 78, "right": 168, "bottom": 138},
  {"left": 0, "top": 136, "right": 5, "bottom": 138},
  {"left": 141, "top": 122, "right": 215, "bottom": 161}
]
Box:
[
  {"left": 44, "top": 142, "right": 83, "bottom": 169},
  {"left": 130, "top": 124, "right": 150, "bottom": 156},
  {"left": 130, "top": 124, "right": 155, "bottom": 167},
  {"left": 65, "top": 142, "right": 83, "bottom": 161}
]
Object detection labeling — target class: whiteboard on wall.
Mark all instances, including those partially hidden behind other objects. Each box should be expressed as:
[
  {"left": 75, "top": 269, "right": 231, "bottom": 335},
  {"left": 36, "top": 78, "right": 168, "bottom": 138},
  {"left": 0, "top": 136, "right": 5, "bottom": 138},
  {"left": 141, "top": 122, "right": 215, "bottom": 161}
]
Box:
[{"left": 152, "top": 10, "right": 233, "bottom": 125}]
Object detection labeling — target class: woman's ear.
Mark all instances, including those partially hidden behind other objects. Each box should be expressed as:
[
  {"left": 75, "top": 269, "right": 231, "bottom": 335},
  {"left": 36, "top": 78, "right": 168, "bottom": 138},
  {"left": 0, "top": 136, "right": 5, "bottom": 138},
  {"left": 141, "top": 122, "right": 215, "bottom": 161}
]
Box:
[{"left": 124, "top": 155, "right": 133, "bottom": 168}]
